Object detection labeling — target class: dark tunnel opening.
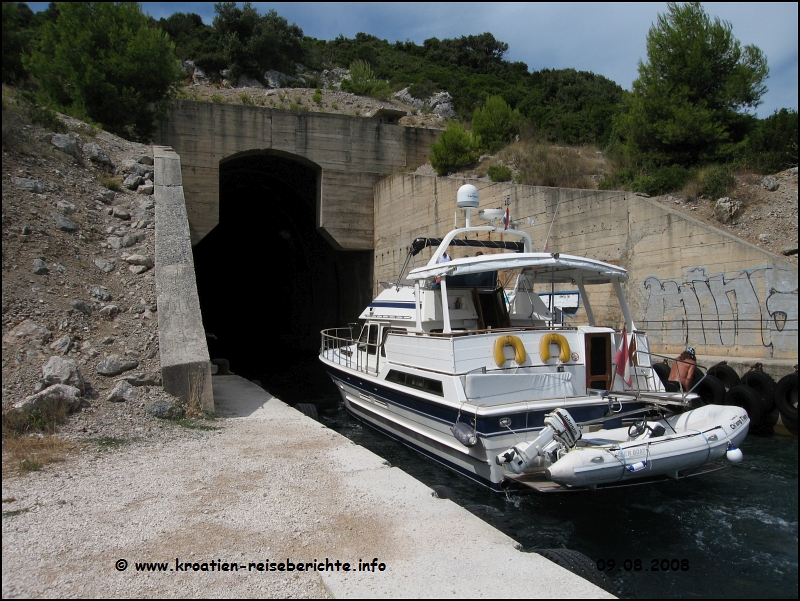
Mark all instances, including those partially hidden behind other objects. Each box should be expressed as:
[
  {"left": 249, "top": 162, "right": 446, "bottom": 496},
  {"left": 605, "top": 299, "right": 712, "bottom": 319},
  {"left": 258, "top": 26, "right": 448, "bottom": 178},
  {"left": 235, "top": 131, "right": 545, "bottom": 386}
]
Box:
[{"left": 192, "top": 151, "right": 372, "bottom": 404}]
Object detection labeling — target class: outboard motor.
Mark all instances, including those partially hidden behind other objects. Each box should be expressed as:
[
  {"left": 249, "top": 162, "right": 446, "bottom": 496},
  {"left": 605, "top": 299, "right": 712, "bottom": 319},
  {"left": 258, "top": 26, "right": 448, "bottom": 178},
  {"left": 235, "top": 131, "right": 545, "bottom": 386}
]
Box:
[{"left": 496, "top": 408, "right": 581, "bottom": 474}]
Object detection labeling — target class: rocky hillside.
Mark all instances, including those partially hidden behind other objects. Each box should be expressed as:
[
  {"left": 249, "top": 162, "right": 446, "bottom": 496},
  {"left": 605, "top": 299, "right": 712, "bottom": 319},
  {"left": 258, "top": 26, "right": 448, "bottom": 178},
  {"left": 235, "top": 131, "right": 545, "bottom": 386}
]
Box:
[
  {"left": 2, "top": 95, "right": 183, "bottom": 444},
  {"left": 651, "top": 169, "right": 798, "bottom": 264}
]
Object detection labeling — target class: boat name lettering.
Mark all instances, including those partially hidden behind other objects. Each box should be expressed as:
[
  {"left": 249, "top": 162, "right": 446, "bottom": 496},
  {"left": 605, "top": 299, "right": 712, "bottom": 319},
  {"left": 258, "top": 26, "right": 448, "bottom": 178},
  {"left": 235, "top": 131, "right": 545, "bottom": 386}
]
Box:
[
  {"left": 729, "top": 415, "right": 747, "bottom": 430},
  {"left": 622, "top": 448, "right": 648, "bottom": 458}
]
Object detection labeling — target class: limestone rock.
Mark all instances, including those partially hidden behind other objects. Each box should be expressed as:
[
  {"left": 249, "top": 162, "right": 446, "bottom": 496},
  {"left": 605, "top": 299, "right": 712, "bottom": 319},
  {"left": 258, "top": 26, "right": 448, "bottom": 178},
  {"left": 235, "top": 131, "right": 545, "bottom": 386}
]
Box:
[
  {"left": 98, "top": 190, "right": 115, "bottom": 204},
  {"left": 84, "top": 142, "right": 112, "bottom": 166},
  {"left": 14, "top": 384, "right": 82, "bottom": 414},
  {"left": 50, "top": 134, "right": 81, "bottom": 158},
  {"left": 236, "top": 74, "right": 264, "bottom": 88},
  {"left": 42, "top": 356, "right": 86, "bottom": 394},
  {"left": 50, "top": 335, "right": 72, "bottom": 354},
  {"left": 761, "top": 176, "right": 779, "bottom": 191},
  {"left": 121, "top": 232, "right": 144, "bottom": 248},
  {"left": 137, "top": 183, "right": 154, "bottom": 195},
  {"left": 120, "top": 372, "right": 162, "bottom": 386},
  {"left": 71, "top": 299, "right": 93, "bottom": 315},
  {"left": 13, "top": 177, "right": 43, "bottom": 193},
  {"left": 98, "top": 305, "right": 120, "bottom": 319},
  {"left": 147, "top": 400, "right": 184, "bottom": 419},
  {"left": 53, "top": 211, "right": 79, "bottom": 231},
  {"left": 106, "top": 380, "right": 137, "bottom": 402},
  {"left": 57, "top": 200, "right": 76, "bottom": 214},
  {"left": 94, "top": 258, "right": 115, "bottom": 273},
  {"left": 123, "top": 174, "right": 144, "bottom": 190},
  {"left": 713, "top": 197, "right": 742, "bottom": 224},
  {"left": 124, "top": 254, "right": 154, "bottom": 268},
  {"left": 112, "top": 207, "right": 131, "bottom": 220},
  {"left": 90, "top": 285, "right": 112, "bottom": 301},
  {"left": 4, "top": 320, "right": 52, "bottom": 346},
  {"left": 107, "top": 236, "right": 122, "bottom": 249},
  {"left": 33, "top": 258, "right": 49, "bottom": 275},
  {"left": 97, "top": 354, "right": 139, "bottom": 376}
]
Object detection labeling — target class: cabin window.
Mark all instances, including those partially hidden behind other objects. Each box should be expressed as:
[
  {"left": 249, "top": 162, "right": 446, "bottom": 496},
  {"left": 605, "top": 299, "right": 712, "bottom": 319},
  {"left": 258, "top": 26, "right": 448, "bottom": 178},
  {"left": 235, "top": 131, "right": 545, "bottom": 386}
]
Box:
[{"left": 386, "top": 370, "right": 444, "bottom": 396}]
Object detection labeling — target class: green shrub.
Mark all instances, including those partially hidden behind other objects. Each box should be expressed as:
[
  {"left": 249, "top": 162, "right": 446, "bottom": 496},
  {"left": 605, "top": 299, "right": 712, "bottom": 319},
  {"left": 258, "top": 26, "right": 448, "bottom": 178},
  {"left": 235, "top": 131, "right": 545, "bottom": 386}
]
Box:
[
  {"left": 738, "top": 109, "right": 798, "bottom": 174},
  {"left": 210, "top": 94, "right": 225, "bottom": 103},
  {"left": 312, "top": 88, "right": 322, "bottom": 104},
  {"left": 98, "top": 172, "right": 122, "bottom": 191},
  {"left": 472, "top": 95, "right": 519, "bottom": 153},
  {"left": 341, "top": 59, "right": 384, "bottom": 96},
  {"left": 19, "top": 93, "right": 67, "bottom": 133},
  {"left": 429, "top": 122, "right": 481, "bottom": 176},
  {"left": 239, "top": 93, "right": 254, "bottom": 105},
  {"left": 696, "top": 164, "right": 735, "bottom": 199},
  {"left": 630, "top": 165, "right": 691, "bottom": 196},
  {"left": 487, "top": 165, "right": 513, "bottom": 182}
]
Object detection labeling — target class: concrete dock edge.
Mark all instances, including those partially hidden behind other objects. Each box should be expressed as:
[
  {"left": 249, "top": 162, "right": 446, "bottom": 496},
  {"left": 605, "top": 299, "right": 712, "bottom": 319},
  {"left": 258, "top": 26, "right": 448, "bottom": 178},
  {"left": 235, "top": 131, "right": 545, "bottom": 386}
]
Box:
[{"left": 153, "top": 146, "right": 214, "bottom": 413}]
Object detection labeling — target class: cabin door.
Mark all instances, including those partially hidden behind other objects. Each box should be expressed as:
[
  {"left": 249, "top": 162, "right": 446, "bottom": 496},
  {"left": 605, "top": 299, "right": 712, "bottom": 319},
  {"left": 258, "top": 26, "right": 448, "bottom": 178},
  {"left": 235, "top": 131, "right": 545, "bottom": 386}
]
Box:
[
  {"left": 585, "top": 333, "right": 611, "bottom": 390},
  {"left": 472, "top": 288, "right": 510, "bottom": 329}
]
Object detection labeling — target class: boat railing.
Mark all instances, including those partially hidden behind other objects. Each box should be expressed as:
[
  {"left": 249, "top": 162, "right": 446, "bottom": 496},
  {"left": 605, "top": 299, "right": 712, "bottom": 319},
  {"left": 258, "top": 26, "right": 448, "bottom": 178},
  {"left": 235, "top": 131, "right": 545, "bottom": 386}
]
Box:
[
  {"left": 320, "top": 327, "right": 381, "bottom": 376},
  {"left": 631, "top": 349, "right": 711, "bottom": 405}
]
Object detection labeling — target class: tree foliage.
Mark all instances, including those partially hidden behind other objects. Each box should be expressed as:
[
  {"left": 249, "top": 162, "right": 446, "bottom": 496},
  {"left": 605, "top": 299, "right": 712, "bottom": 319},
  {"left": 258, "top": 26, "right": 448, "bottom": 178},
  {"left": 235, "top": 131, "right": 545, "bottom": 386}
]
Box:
[
  {"left": 472, "top": 95, "right": 519, "bottom": 153},
  {"left": 210, "top": 2, "right": 303, "bottom": 82},
  {"left": 24, "top": 2, "right": 179, "bottom": 141},
  {"left": 615, "top": 2, "right": 769, "bottom": 166},
  {"left": 2, "top": 2, "right": 35, "bottom": 84},
  {"left": 429, "top": 122, "right": 481, "bottom": 176}
]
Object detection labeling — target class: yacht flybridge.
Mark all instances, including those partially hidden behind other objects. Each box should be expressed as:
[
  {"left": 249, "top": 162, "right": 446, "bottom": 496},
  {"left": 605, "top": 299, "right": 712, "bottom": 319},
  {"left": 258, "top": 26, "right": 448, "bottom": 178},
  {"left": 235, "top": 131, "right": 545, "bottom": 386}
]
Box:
[{"left": 319, "top": 185, "right": 748, "bottom": 492}]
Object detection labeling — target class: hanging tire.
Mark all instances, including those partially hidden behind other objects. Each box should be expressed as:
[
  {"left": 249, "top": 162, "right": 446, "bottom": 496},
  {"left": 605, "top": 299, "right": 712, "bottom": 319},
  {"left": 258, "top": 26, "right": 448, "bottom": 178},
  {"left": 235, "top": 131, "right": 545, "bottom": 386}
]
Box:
[
  {"left": 294, "top": 403, "right": 319, "bottom": 420},
  {"left": 725, "top": 385, "right": 766, "bottom": 426},
  {"left": 653, "top": 362, "right": 671, "bottom": 387},
  {"left": 535, "top": 549, "right": 616, "bottom": 595},
  {"left": 774, "top": 373, "right": 798, "bottom": 424},
  {"left": 741, "top": 370, "right": 776, "bottom": 412},
  {"left": 691, "top": 373, "right": 725, "bottom": 407},
  {"left": 707, "top": 364, "right": 740, "bottom": 391}
]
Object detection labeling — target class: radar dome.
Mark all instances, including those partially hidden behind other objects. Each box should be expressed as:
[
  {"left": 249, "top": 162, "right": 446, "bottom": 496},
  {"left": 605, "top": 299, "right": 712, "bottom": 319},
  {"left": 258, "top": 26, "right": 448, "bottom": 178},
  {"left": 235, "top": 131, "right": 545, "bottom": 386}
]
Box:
[{"left": 457, "top": 184, "right": 479, "bottom": 209}]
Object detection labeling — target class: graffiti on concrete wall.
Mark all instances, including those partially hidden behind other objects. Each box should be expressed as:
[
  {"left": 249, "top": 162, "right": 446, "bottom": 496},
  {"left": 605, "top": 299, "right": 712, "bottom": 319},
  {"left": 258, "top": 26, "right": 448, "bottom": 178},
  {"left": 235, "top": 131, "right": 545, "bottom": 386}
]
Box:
[{"left": 641, "top": 266, "right": 798, "bottom": 353}]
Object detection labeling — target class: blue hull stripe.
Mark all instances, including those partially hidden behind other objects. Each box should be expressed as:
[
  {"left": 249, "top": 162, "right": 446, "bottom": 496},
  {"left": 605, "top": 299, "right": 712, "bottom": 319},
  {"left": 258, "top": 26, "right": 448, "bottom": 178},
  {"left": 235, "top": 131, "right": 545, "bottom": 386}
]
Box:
[
  {"left": 343, "top": 401, "right": 501, "bottom": 491},
  {"left": 324, "top": 364, "right": 643, "bottom": 437}
]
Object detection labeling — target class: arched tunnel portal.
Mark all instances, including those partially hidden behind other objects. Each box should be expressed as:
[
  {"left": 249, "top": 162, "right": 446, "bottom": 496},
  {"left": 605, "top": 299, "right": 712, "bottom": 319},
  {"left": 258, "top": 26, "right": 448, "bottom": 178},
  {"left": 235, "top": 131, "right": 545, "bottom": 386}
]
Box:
[{"left": 192, "top": 150, "right": 373, "bottom": 403}]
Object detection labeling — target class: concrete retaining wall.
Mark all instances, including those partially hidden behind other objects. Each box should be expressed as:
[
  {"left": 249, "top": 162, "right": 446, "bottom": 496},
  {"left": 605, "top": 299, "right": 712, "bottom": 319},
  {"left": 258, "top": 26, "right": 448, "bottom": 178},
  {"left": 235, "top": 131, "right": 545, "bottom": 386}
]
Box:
[
  {"left": 153, "top": 146, "right": 214, "bottom": 413},
  {"left": 374, "top": 175, "right": 798, "bottom": 360},
  {"left": 157, "top": 101, "right": 440, "bottom": 249}
]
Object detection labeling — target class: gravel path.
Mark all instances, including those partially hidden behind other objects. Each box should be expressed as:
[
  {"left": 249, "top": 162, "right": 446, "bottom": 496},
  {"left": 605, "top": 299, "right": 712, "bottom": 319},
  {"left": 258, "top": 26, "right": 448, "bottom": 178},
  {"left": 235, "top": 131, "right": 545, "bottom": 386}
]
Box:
[{"left": 2, "top": 387, "right": 346, "bottom": 598}]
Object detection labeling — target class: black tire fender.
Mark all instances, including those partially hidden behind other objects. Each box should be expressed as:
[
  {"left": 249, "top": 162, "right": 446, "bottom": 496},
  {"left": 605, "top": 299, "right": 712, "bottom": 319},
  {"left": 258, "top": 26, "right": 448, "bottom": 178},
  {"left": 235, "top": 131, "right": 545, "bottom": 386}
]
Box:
[
  {"left": 742, "top": 370, "right": 776, "bottom": 412},
  {"left": 534, "top": 549, "right": 616, "bottom": 595},
  {"left": 653, "top": 362, "right": 671, "bottom": 387},
  {"left": 294, "top": 403, "right": 319, "bottom": 420},
  {"left": 691, "top": 373, "right": 725, "bottom": 407},
  {"left": 708, "top": 363, "right": 741, "bottom": 391},
  {"left": 725, "top": 384, "right": 766, "bottom": 426},
  {"left": 774, "top": 373, "right": 798, "bottom": 423}
]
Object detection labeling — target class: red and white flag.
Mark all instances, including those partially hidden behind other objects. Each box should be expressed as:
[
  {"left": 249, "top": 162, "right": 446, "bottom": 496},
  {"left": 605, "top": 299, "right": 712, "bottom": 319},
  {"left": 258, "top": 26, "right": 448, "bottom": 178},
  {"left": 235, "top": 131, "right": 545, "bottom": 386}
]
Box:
[
  {"left": 614, "top": 327, "right": 632, "bottom": 386},
  {"left": 503, "top": 207, "right": 509, "bottom": 230}
]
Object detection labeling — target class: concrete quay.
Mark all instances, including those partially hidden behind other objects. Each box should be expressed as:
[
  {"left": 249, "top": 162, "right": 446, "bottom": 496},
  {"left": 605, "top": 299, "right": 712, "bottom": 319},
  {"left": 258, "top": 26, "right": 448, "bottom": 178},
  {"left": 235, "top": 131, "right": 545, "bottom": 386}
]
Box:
[{"left": 213, "top": 375, "right": 615, "bottom": 598}]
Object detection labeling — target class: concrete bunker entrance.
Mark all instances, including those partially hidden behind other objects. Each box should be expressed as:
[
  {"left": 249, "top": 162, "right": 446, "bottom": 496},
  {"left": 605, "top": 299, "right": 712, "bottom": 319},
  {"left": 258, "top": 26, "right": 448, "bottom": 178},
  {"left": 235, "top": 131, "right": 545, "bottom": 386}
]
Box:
[{"left": 192, "top": 150, "right": 372, "bottom": 403}]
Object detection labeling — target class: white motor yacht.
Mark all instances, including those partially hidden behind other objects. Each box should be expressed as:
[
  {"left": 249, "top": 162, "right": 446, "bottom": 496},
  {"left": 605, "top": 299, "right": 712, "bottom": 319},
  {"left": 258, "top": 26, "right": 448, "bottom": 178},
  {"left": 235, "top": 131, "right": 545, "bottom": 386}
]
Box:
[{"left": 319, "top": 185, "right": 749, "bottom": 491}]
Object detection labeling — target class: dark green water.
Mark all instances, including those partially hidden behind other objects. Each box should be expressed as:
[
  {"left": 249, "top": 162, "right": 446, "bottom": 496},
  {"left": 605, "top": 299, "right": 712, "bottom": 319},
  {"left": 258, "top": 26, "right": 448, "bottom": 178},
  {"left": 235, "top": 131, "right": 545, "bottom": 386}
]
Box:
[{"left": 319, "top": 401, "right": 798, "bottom": 599}]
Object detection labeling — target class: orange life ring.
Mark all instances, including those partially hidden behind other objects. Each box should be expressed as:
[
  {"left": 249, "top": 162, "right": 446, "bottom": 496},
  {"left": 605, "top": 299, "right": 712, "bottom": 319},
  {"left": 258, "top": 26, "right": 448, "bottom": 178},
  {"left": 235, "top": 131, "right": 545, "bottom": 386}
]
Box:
[
  {"left": 494, "top": 335, "right": 527, "bottom": 366},
  {"left": 540, "top": 333, "right": 571, "bottom": 362}
]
